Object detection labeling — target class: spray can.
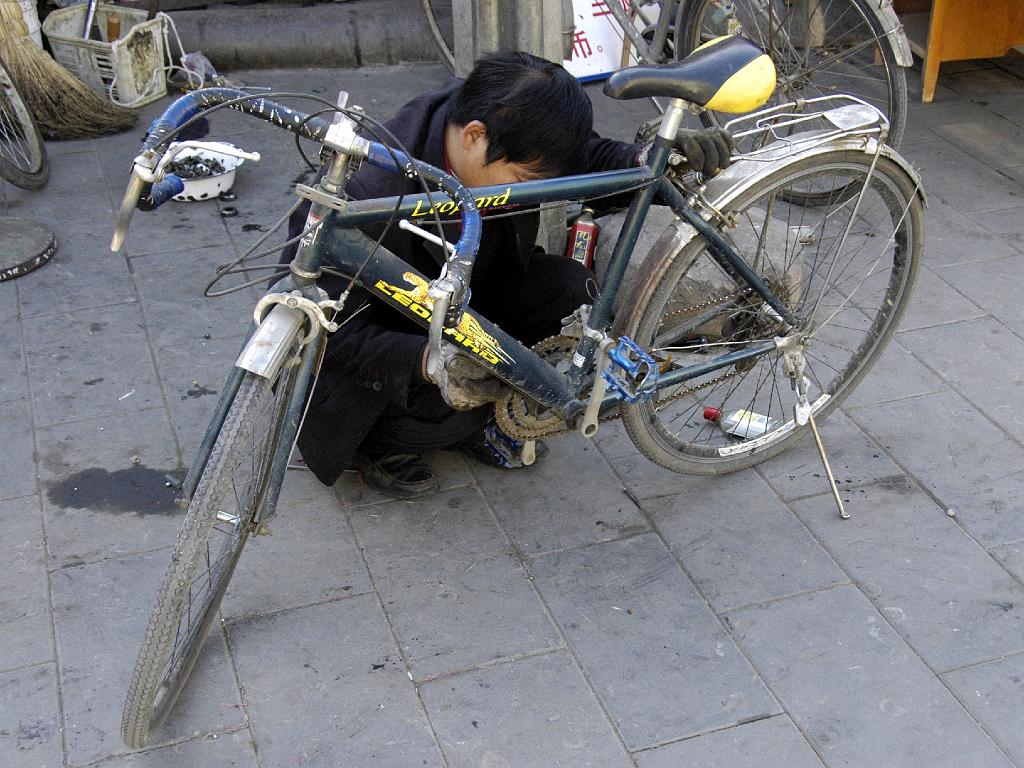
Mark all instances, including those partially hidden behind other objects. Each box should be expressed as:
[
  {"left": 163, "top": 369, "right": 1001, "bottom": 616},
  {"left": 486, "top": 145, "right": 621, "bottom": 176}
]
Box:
[
  {"left": 704, "top": 406, "right": 779, "bottom": 439},
  {"left": 565, "top": 207, "right": 599, "bottom": 270}
]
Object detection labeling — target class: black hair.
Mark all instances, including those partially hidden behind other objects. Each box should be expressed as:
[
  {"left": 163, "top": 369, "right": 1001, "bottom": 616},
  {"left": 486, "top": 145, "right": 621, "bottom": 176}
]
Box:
[{"left": 449, "top": 51, "right": 594, "bottom": 178}]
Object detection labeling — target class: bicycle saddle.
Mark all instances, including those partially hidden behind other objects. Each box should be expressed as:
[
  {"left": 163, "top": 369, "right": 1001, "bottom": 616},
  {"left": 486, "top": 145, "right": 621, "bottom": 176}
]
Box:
[{"left": 604, "top": 35, "right": 776, "bottom": 114}]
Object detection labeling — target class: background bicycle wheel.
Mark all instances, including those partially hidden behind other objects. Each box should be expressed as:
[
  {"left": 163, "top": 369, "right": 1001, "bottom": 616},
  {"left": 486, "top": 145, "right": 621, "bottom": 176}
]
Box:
[
  {"left": 0, "top": 58, "right": 48, "bottom": 190},
  {"left": 675, "top": 0, "right": 907, "bottom": 149}
]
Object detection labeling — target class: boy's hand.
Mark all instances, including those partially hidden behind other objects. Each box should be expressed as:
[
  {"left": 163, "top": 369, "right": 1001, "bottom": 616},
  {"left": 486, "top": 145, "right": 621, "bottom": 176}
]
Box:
[
  {"left": 422, "top": 344, "right": 507, "bottom": 411},
  {"left": 671, "top": 127, "right": 734, "bottom": 176},
  {"left": 638, "top": 127, "right": 734, "bottom": 176}
]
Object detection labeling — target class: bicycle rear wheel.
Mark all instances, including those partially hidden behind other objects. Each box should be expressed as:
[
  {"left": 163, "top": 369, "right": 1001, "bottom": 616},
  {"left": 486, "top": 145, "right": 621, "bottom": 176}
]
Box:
[
  {"left": 619, "top": 150, "right": 922, "bottom": 474},
  {"left": 122, "top": 345, "right": 303, "bottom": 748},
  {"left": 421, "top": 0, "right": 455, "bottom": 73},
  {"left": 677, "top": 0, "right": 907, "bottom": 150},
  {"left": 0, "top": 59, "right": 47, "bottom": 190}
]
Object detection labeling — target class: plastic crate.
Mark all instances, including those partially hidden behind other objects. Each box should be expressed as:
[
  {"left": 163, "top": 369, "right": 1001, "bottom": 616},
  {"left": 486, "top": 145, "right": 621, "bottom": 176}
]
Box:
[{"left": 42, "top": 5, "right": 167, "bottom": 107}]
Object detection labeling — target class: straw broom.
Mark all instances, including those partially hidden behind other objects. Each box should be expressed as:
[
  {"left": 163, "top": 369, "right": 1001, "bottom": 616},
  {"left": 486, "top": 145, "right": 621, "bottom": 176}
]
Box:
[{"left": 0, "top": 1, "right": 136, "bottom": 139}]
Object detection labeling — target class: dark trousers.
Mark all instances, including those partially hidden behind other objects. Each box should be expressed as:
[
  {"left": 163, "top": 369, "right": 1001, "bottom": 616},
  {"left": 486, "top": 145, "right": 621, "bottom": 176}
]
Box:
[{"left": 297, "top": 252, "right": 594, "bottom": 484}]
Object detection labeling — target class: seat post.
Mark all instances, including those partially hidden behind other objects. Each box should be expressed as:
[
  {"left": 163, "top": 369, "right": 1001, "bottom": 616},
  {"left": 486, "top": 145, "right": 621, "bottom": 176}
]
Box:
[{"left": 656, "top": 98, "right": 687, "bottom": 142}]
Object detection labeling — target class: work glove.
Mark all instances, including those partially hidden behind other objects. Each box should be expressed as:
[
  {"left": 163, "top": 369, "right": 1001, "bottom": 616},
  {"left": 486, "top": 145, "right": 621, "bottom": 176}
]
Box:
[
  {"left": 639, "top": 127, "right": 734, "bottom": 177},
  {"left": 424, "top": 344, "right": 507, "bottom": 411}
]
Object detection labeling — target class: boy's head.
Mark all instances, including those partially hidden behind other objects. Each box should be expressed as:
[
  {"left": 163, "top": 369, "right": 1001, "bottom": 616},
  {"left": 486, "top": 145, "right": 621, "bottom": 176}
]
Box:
[{"left": 447, "top": 51, "right": 594, "bottom": 185}]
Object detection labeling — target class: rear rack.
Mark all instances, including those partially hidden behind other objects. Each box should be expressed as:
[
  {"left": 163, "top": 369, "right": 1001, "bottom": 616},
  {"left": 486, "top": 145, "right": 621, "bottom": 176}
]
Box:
[{"left": 724, "top": 95, "right": 889, "bottom": 161}]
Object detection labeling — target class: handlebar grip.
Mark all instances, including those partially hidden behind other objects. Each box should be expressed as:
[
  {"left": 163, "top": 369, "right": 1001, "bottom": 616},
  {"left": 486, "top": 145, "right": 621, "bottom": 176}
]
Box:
[{"left": 138, "top": 175, "right": 185, "bottom": 212}]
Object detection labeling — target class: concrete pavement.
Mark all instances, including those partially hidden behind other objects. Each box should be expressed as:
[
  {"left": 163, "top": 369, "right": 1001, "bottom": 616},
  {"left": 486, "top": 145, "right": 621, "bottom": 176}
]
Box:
[{"left": 3, "top": 58, "right": 1024, "bottom": 767}]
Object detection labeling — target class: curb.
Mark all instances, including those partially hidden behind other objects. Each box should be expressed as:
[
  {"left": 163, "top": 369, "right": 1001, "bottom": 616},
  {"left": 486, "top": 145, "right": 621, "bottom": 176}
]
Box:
[{"left": 166, "top": 0, "right": 448, "bottom": 70}]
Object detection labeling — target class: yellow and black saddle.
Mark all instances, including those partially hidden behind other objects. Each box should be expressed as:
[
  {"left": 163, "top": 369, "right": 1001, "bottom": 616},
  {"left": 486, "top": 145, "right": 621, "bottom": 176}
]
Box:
[{"left": 604, "top": 35, "right": 776, "bottom": 114}]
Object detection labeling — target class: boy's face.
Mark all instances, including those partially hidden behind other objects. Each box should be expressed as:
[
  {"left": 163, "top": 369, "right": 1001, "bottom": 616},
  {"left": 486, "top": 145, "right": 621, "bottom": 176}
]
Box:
[{"left": 446, "top": 120, "right": 548, "bottom": 188}]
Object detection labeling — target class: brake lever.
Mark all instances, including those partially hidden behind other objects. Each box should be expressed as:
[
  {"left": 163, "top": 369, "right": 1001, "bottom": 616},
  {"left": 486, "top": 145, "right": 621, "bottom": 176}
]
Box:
[{"left": 110, "top": 172, "right": 147, "bottom": 252}]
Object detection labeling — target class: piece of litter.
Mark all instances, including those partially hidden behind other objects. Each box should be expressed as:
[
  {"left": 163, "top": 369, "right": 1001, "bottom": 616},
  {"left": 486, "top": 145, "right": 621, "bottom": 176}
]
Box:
[
  {"left": 611, "top": 606, "right": 622, "bottom": 611},
  {"left": 130, "top": 455, "right": 141, "bottom": 465},
  {"left": 946, "top": 508, "right": 956, "bottom": 517},
  {"left": 118, "top": 389, "right": 135, "bottom": 401}
]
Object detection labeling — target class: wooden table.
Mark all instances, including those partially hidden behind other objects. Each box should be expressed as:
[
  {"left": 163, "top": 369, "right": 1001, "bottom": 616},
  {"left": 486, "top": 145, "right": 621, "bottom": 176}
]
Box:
[{"left": 895, "top": 0, "right": 1024, "bottom": 102}]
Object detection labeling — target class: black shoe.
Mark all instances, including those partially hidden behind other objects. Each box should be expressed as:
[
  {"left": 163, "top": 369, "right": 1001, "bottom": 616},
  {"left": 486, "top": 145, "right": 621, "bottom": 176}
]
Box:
[{"left": 353, "top": 452, "right": 439, "bottom": 500}]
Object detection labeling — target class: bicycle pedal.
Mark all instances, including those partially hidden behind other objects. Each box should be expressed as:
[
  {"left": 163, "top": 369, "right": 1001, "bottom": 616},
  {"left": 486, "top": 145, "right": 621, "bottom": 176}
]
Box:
[{"left": 601, "top": 337, "right": 658, "bottom": 404}]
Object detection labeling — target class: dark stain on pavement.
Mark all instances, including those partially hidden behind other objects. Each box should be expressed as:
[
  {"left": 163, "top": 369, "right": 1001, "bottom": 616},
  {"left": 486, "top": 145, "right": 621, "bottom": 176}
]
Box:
[
  {"left": 46, "top": 465, "right": 179, "bottom": 514},
  {"left": 183, "top": 384, "right": 217, "bottom": 400}
]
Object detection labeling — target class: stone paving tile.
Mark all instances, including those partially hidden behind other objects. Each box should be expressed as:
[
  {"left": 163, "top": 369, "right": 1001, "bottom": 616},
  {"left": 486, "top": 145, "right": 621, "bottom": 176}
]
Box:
[
  {"left": 36, "top": 408, "right": 183, "bottom": 568},
  {"left": 421, "top": 650, "right": 631, "bottom": 768},
  {"left": 990, "top": 542, "right": 1024, "bottom": 581},
  {"left": 898, "top": 266, "right": 986, "bottom": 332},
  {"left": 0, "top": 275, "right": 16, "bottom": 320},
  {"left": 610, "top": 450, "right": 706, "bottom": 502},
  {"left": 901, "top": 316, "right": 1024, "bottom": 444},
  {"left": 791, "top": 479, "right": 1024, "bottom": 673},
  {"left": 843, "top": 339, "right": 949, "bottom": 408},
  {"left": 941, "top": 66, "right": 1024, "bottom": 102},
  {"left": 531, "top": 534, "right": 779, "bottom": 750},
  {"left": 15, "top": 247, "right": 135, "bottom": 320},
  {"left": 847, "top": 390, "right": 1024, "bottom": 548},
  {"left": 942, "top": 653, "right": 1024, "bottom": 766},
  {"left": 228, "top": 595, "right": 442, "bottom": 768},
  {"left": 726, "top": 585, "right": 1013, "bottom": 768},
  {"left": 349, "top": 485, "right": 558, "bottom": 680},
  {"left": 0, "top": 663, "right": 62, "bottom": 768},
  {"left": 969, "top": 206, "right": 1024, "bottom": 253},
  {"left": 934, "top": 117, "right": 1024, "bottom": 169},
  {"left": 221, "top": 470, "right": 372, "bottom": 622},
  {"left": 644, "top": 470, "right": 847, "bottom": 613},
  {"left": 118, "top": 200, "right": 233, "bottom": 259},
  {"left": 130, "top": 247, "right": 255, "bottom": 350},
  {"left": 634, "top": 714, "right": 825, "bottom": 768},
  {"left": 97, "top": 730, "right": 257, "bottom": 768},
  {"left": 0, "top": 313, "right": 28, "bottom": 405},
  {"left": 332, "top": 449, "right": 475, "bottom": 508},
  {"left": 0, "top": 399, "right": 37, "bottom": 500},
  {"left": 25, "top": 303, "right": 163, "bottom": 427},
  {"left": 152, "top": 335, "right": 240, "bottom": 458},
  {"left": 900, "top": 139, "right": 1022, "bottom": 215},
  {"left": 757, "top": 410, "right": 902, "bottom": 501},
  {"left": 592, "top": 419, "right": 638, "bottom": 461},
  {"left": 473, "top": 435, "right": 650, "bottom": 555},
  {"left": 932, "top": 255, "right": 1024, "bottom": 338},
  {"left": 0, "top": 496, "right": 52, "bottom": 672},
  {"left": 51, "top": 550, "right": 244, "bottom": 765},
  {"left": 919, "top": 198, "right": 1024, "bottom": 266}
]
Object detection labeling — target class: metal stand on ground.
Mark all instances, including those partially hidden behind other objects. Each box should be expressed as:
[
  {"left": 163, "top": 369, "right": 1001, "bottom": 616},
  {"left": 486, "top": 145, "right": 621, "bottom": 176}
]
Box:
[{"left": 0, "top": 217, "right": 56, "bottom": 281}]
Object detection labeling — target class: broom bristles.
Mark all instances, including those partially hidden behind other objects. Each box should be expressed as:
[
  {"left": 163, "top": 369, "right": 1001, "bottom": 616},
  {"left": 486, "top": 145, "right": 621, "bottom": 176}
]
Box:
[{"left": 0, "top": 1, "right": 136, "bottom": 140}]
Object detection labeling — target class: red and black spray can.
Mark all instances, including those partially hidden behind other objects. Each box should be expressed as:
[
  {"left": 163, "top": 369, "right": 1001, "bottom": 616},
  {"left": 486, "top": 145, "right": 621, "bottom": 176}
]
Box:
[{"left": 565, "top": 207, "right": 599, "bottom": 270}]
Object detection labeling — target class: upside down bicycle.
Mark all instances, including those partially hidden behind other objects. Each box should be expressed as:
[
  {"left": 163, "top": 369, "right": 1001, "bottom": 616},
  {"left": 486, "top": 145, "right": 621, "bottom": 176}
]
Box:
[{"left": 112, "top": 35, "right": 923, "bottom": 748}]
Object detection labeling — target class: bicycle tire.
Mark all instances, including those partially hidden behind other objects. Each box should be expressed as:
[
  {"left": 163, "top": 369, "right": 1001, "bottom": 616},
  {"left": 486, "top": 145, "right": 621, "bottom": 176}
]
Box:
[
  {"left": 676, "top": 0, "right": 907, "bottom": 150},
  {"left": 0, "top": 58, "right": 48, "bottom": 190},
  {"left": 619, "top": 150, "right": 922, "bottom": 474},
  {"left": 122, "top": 351, "right": 303, "bottom": 748},
  {"left": 421, "top": 0, "right": 455, "bottom": 74}
]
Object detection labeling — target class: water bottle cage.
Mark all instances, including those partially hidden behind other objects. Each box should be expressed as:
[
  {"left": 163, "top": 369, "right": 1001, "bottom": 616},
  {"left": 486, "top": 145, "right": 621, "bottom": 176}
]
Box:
[{"left": 601, "top": 337, "right": 658, "bottom": 404}]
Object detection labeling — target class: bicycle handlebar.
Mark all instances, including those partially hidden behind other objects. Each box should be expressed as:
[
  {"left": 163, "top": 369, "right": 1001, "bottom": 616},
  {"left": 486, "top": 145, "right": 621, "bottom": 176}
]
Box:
[{"left": 112, "top": 88, "right": 484, "bottom": 308}]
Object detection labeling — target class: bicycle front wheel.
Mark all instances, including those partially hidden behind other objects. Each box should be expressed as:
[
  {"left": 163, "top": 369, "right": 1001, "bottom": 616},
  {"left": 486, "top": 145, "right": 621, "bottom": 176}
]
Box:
[
  {"left": 619, "top": 150, "right": 922, "bottom": 474},
  {"left": 0, "top": 59, "right": 47, "bottom": 190},
  {"left": 122, "top": 352, "right": 303, "bottom": 748},
  {"left": 677, "top": 0, "right": 907, "bottom": 149}
]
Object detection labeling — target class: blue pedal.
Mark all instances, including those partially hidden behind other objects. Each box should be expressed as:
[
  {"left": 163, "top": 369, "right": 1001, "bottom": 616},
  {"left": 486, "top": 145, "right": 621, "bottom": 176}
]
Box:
[{"left": 601, "top": 337, "right": 658, "bottom": 404}]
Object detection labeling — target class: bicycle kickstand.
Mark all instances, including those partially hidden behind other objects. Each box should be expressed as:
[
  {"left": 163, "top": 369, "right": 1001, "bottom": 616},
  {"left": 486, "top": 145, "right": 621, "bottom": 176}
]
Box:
[{"left": 780, "top": 338, "right": 850, "bottom": 520}]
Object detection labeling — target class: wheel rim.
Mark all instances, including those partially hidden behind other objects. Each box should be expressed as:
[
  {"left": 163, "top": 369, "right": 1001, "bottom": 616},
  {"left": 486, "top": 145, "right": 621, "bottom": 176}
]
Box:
[
  {"left": 633, "top": 158, "right": 917, "bottom": 463},
  {"left": 686, "top": 0, "right": 902, "bottom": 149}
]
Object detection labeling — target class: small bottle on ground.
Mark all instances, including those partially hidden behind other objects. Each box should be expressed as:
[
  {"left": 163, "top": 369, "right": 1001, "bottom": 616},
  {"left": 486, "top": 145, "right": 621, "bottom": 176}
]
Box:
[{"left": 704, "top": 406, "right": 779, "bottom": 439}]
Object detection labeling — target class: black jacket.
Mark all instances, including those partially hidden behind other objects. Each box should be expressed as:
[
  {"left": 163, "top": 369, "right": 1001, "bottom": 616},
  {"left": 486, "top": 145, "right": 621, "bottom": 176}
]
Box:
[{"left": 289, "top": 80, "right": 639, "bottom": 483}]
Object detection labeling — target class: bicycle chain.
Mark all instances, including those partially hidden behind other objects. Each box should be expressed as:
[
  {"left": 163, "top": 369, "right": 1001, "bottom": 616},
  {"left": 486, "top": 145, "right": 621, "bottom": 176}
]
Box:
[{"left": 494, "top": 288, "right": 754, "bottom": 441}]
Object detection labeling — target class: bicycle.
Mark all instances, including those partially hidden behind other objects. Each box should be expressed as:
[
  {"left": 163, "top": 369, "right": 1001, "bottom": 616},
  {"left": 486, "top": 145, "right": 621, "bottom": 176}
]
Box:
[
  {"left": 0, "top": 57, "right": 47, "bottom": 190},
  {"left": 422, "top": 0, "right": 911, "bottom": 149},
  {"left": 111, "top": 35, "right": 923, "bottom": 748}
]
